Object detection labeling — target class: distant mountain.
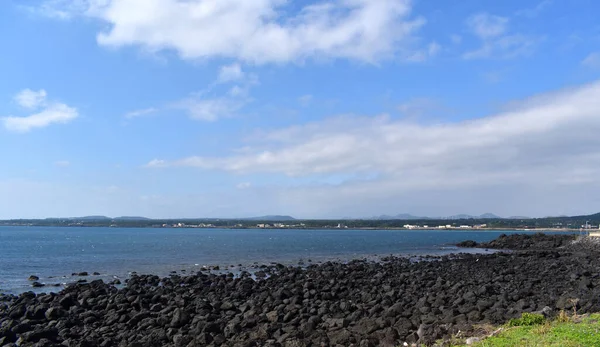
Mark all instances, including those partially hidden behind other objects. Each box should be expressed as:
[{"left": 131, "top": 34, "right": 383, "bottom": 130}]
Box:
[
  {"left": 71, "top": 216, "right": 111, "bottom": 221},
  {"left": 371, "top": 214, "right": 427, "bottom": 220},
  {"left": 371, "top": 213, "right": 505, "bottom": 220},
  {"left": 114, "top": 216, "right": 152, "bottom": 221},
  {"left": 444, "top": 214, "right": 475, "bottom": 220},
  {"left": 243, "top": 215, "right": 296, "bottom": 221},
  {"left": 479, "top": 213, "right": 502, "bottom": 219},
  {"left": 442, "top": 213, "right": 504, "bottom": 220},
  {"left": 509, "top": 216, "right": 532, "bottom": 219}
]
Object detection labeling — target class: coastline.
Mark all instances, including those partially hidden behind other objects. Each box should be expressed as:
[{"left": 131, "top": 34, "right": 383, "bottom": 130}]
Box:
[
  {"left": 2, "top": 234, "right": 599, "bottom": 346},
  {"left": 0, "top": 224, "right": 586, "bottom": 232}
]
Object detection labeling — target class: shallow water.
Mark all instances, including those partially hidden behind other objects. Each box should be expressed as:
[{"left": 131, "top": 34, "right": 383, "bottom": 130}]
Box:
[{"left": 0, "top": 226, "right": 567, "bottom": 294}]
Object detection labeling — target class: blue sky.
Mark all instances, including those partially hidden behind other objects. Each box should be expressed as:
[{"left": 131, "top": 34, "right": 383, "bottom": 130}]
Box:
[{"left": 1, "top": 0, "right": 600, "bottom": 219}]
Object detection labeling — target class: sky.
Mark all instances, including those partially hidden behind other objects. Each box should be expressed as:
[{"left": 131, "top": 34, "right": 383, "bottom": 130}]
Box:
[{"left": 1, "top": 0, "right": 600, "bottom": 219}]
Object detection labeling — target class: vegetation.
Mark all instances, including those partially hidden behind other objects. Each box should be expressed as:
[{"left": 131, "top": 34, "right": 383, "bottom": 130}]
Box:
[
  {"left": 507, "top": 313, "right": 546, "bottom": 327},
  {"left": 451, "top": 312, "right": 600, "bottom": 347}
]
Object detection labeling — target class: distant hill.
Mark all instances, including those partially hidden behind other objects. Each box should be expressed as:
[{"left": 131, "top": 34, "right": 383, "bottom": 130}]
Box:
[
  {"left": 71, "top": 216, "right": 111, "bottom": 221},
  {"left": 371, "top": 214, "right": 427, "bottom": 220},
  {"left": 371, "top": 213, "right": 504, "bottom": 220},
  {"left": 114, "top": 216, "right": 152, "bottom": 221},
  {"left": 443, "top": 213, "right": 503, "bottom": 220},
  {"left": 243, "top": 215, "right": 296, "bottom": 221},
  {"left": 444, "top": 214, "right": 475, "bottom": 220},
  {"left": 509, "top": 216, "right": 532, "bottom": 219},
  {"left": 479, "top": 213, "right": 502, "bottom": 219}
]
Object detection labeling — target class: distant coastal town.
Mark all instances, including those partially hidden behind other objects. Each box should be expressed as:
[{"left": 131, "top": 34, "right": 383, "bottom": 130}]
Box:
[{"left": 2, "top": 212, "right": 600, "bottom": 231}]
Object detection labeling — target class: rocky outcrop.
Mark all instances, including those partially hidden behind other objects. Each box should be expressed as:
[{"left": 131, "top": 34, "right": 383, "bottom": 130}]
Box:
[{"left": 457, "top": 233, "right": 577, "bottom": 250}]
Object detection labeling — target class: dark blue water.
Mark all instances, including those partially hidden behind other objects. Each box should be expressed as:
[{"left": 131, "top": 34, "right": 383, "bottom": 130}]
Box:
[{"left": 0, "top": 227, "right": 566, "bottom": 294}]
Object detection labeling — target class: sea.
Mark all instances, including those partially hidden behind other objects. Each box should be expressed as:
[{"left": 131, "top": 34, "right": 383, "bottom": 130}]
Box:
[{"left": 0, "top": 226, "right": 569, "bottom": 295}]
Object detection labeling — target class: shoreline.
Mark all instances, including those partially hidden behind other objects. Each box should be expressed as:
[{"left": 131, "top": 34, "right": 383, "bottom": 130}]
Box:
[
  {"left": 0, "top": 224, "right": 587, "bottom": 232},
  {"left": 2, "top": 234, "right": 599, "bottom": 346},
  {"left": 0, "top": 247, "right": 499, "bottom": 296}
]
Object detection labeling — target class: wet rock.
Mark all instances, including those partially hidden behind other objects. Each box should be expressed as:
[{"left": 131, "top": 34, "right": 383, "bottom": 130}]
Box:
[{"left": 457, "top": 240, "right": 478, "bottom": 248}]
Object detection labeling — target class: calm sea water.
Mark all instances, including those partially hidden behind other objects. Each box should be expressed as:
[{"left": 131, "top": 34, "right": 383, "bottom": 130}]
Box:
[{"left": 0, "top": 227, "right": 564, "bottom": 294}]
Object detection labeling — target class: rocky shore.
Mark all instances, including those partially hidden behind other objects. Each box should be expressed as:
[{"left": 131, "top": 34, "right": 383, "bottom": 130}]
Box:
[{"left": 2, "top": 234, "right": 600, "bottom": 347}]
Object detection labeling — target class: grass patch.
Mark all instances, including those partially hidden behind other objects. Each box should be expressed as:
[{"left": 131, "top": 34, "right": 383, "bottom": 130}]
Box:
[
  {"left": 451, "top": 313, "right": 600, "bottom": 347},
  {"left": 507, "top": 313, "right": 545, "bottom": 327}
]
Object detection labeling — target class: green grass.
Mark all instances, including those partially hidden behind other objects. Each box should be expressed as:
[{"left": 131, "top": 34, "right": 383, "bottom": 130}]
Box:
[{"left": 453, "top": 313, "right": 600, "bottom": 347}]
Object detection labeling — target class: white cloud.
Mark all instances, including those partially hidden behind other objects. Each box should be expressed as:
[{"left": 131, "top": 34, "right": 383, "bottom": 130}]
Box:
[
  {"left": 40, "top": 0, "right": 429, "bottom": 64},
  {"left": 2, "top": 90, "right": 78, "bottom": 132},
  {"left": 463, "top": 13, "right": 535, "bottom": 59},
  {"left": 148, "top": 81, "right": 600, "bottom": 192},
  {"left": 124, "top": 107, "right": 158, "bottom": 119},
  {"left": 582, "top": 52, "right": 600, "bottom": 69},
  {"left": 218, "top": 63, "right": 245, "bottom": 83},
  {"left": 14, "top": 89, "right": 47, "bottom": 109}
]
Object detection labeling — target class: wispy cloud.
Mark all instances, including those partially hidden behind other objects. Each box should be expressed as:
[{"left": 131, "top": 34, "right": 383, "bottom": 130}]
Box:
[
  {"left": 463, "top": 13, "right": 536, "bottom": 59},
  {"left": 515, "top": 0, "right": 553, "bottom": 18},
  {"left": 582, "top": 52, "right": 600, "bottom": 70},
  {"left": 2, "top": 90, "right": 78, "bottom": 133},
  {"left": 124, "top": 107, "right": 158, "bottom": 119},
  {"left": 450, "top": 35, "right": 462, "bottom": 45},
  {"left": 298, "top": 95, "right": 313, "bottom": 107},
  {"left": 217, "top": 63, "right": 245, "bottom": 83},
  {"left": 236, "top": 182, "right": 252, "bottom": 190},
  {"left": 22, "top": 0, "right": 90, "bottom": 20},
  {"left": 35, "top": 0, "right": 432, "bottom": 65},
  {"left": 397, "top": 97, "right": 445, "bottom": 119},
  {"left": 174, "top": 94, "right": 246, "bottom": 122}
]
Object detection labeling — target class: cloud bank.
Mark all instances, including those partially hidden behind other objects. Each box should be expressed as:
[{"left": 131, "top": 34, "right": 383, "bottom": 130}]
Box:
[{"left": 148, "top": 80, "right": 600, "bottom": 203}]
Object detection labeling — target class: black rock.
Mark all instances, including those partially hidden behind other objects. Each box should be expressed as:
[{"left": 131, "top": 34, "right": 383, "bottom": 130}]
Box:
[{"left": 456, "top": 240, "right": 478, "bottom": 248}]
